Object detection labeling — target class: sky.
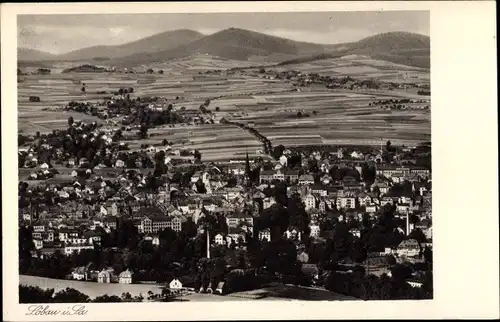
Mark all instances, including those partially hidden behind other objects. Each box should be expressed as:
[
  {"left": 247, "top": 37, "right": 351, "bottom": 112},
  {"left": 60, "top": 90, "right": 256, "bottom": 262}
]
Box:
[{"left": 18, "top": 11, "right": 429, "bottom": 55}]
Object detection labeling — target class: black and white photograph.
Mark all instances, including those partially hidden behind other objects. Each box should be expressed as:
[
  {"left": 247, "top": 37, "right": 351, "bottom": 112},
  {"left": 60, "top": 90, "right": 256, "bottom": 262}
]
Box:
[
  {"left": 16, "top": 9, "right": 433, "bottom": 303},
  {"left": 2, "top": 1, "right": 499, "bottom": 320}
]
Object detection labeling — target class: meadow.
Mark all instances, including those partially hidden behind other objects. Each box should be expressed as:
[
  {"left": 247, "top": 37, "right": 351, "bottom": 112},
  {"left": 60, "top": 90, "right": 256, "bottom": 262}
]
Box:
[{"left": 18, "top": 54, "right": 430, "bottom": 161}]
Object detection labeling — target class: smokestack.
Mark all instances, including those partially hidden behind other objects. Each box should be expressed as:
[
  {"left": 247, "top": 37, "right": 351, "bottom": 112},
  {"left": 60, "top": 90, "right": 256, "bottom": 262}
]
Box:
[
  {"left": 206, "top": 229, "right": 210, "bottom": 259},
  {"left": 406, "top": 210, "right": 410, "bottom": 236}
]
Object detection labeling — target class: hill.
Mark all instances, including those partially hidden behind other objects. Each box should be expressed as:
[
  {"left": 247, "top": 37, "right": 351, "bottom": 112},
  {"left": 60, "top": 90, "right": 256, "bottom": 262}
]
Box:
[
  {"left": 18, "top": 48, "right": 57, "bottom": 62},
  {"left": 348, "top": 32, "right": 430, "bottom": 68},
  {"left": 61, "top": 64, "right": 108, "bottom": 73},
  {"left": 277, "top": 32, "right": 430, "bottom": 69},
  {"left": 110, "top": 27, "right": 336, "bottom": 66},
  {"left": 56, "top": 29, "right": 204, "bottom": 61},
  {"left": 19, "top": 30, "right": 430, "bottom": 69}
]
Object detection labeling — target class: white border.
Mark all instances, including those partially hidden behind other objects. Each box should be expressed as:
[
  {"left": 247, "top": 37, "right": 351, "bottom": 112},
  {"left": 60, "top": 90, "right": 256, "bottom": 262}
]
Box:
[{"left": 2, "top": 1, "right": 499, "bottom": 321}]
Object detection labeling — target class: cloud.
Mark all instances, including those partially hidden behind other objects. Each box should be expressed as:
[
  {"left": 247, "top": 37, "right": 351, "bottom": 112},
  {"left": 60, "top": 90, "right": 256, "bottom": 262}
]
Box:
[
  {"left": 262, "top": 28, "right": 375, "bottom": 44},
  {"left": 18, "top": 24, "right": 159, "bottom": 54}
]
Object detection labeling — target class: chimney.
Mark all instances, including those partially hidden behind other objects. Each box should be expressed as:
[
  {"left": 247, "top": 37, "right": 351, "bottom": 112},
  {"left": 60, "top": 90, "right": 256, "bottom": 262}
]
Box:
[
  {"left": 406, "top": 210, "right": 410, "bottom": 236},
  {"left": 206, "top": 229, "right": 210, "bottom": 259}
]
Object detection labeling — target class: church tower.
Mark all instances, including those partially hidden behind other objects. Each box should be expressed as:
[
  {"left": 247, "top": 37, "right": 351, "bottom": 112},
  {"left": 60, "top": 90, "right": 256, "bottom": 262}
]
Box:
[{"left": 245, "top": 150, "right": 252, "bottom": 186}]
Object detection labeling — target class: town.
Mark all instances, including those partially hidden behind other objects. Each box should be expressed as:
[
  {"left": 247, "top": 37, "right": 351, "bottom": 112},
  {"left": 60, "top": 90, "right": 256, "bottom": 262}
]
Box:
[{"left": 18, "top": 100, "right": 432, "bottom": 301}]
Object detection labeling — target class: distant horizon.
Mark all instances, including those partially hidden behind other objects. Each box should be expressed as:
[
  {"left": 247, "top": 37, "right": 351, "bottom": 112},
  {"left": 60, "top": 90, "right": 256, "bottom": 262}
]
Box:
[
  {"left": 18, "top": 28, "right": 430, "bottom": 56},
  {"left": 18, "top": 11, "right": 429, "bottom": 55}
]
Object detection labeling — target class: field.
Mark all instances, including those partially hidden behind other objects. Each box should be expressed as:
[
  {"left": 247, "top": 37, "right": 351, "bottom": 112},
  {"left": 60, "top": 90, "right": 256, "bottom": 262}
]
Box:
[
  {"left": 19, "top": 275, "right": 357, "bottom": 302},
  {"left": 18, "top": 55, "right": 430, "bottom": 160}
]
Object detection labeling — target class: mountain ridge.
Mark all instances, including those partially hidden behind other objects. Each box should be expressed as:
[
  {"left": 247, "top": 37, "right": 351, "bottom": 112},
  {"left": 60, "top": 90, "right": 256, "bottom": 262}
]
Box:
[{"left": 18, "top": 29, "right": 430, "bottom": 68}]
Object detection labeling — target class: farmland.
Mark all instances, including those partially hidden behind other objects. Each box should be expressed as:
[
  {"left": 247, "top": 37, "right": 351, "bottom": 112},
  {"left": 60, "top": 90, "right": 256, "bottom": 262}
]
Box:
[{"left": 18, "top": 54, "right": 430, "bottom": 161}]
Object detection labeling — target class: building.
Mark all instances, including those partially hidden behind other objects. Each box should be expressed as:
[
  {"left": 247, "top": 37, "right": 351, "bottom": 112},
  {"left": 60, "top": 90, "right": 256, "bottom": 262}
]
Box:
[
  {"left": 258, "top": 229, "right": 271, "bottom": 242},
  {"left": 349, "top": 228, "right": 361, "bottom": 238},
  {"left": 259, "top": 169, "right": 299, "bottom": 183},
  {"left": 303, "top": 194, "right": 316, "bottom": 211},
  {"left": 118, "top": 270, "right": 133, "bottom": 284},
  {"left": 298, "top": 174, "right": 314, "bottom": 185},
  {"left": 262, "top": 197, "right": 276, "bottom": 210},
  {"left": 311, "top": 185, "right": 327, "bottom": 197},
  {"left": 309, "top": 223, "right": 321, "bottom": 238},
  {"left": 396, "top": 239, "right": 421, "bottom": 257},
  {"left": 64, "top": 243, "right": 94, "bottom": 256},
  {"left": 71, "top": 266, "right": 88, "bottom": 281},
  {"left": 407, "top": 279, "right": 423, "bottom": 288},
  {"left": 376, "top": 165, "right": 411, "bottom": 178},
  {"left": 97, "top": 269, "right": 112, "bottom": 283},
  {"left": 225, "top": 212, "right": 254, "bottom": 230},
  {"left": 337, "top": 191, "right": 357, "bottom": 209},
  {"left": 169, "top": 279, "right": 183, "bottom": 290},
  {"left": 214, "top": 233, "right": 225, "bottom": 245}
]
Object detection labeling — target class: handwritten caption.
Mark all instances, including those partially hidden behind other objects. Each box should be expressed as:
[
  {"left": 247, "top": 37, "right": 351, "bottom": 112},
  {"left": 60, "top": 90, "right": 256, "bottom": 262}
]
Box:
[{"left": 26, "top": 305, "right": 88, "bottom": 316}]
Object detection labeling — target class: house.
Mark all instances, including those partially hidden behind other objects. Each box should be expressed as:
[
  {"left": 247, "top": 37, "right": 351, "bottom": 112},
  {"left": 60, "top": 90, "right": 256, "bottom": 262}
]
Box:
[
  {"left": 349, "top": 228, "right": 361, "bottom": 238},
  {"left": 97, "top": 269, "right": 112, "bottom": 283},
  {"left": 365, "top": 204, "right": 378, "bottom": 213},
  {"left": 118, "top": 270, "right": 133, "bottom": 284},
  {"left": 309, "top": 223, "right": 321, "bottom": 237},
  {"left": 298, "top": 174, "right": 314, "bottom": 185},
  {"left": 350, "top": 151, "right": 364, "bottom": 159},
  {"left": 357, "top": 192, "right": 372, "bottom": 206},
  {"left": 79, "top": 158, "right": 89, "bottom": 167},
  {"left": 169, "top": 279, "right": 183, "bottom": 290},
  {"left": 279, "top": 155, "right": 288, "bottom": 166},
  {"left": 284, "top": 228, "right": 302, "bottom": 241},
  {"left": 225, "top": 212, "right": 253, "bottom": 230},
  {"left": 115, "top": 159, "right": 125, "bottom": 168},
  {"left": 302, "top": 194, "right": 316, "bottom": 211},
  {"left": 33, "top": 239, "right": 44, "bottom": 249},
  {"left": 258, "top": 229, "right": 271, "bottom": 242},
  {"left": 215, "top": 281, "right": 226, "bottom": 295},
  {"left": 285, "top": 170, "right": 300, "bottom": 183},
  {"left": 214, "top": 233, "right": 225, "bottom": 245},
  {"left": 72, "top": 266, "right": 88, "bottom": 281},
  {"left": 144, "top": 234, "right": 161, "bottom": 246},
  {"left": 396, "top": 239, "right": 421, "bottom": 257},
  {"left": 380, "top": 197, "right": 394, "bottom": 206},
  {"left": 262, "top": 197, "right": 276, "bottom": 209},
  {"left": 407, "top": 279, "right": 423, "bottom": 288},
  {"left": 64, "top": 243, "right": 94, "bottom": 255},
  {"left": 311, "top": 184, "right": 327, "bottom": 197},
  {"left": 336, "top": 191, "right": 357, "bottom": 209}
]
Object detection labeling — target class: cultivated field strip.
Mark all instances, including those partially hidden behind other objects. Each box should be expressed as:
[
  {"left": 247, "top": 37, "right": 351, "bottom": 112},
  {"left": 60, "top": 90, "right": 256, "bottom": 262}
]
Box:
[{"left": 18, "top": 55, "right": 430, "bottom": 159}]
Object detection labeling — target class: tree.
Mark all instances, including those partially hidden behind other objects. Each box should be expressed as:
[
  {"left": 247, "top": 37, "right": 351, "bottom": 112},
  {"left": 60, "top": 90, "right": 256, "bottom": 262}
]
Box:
[
  {"left": 68, "top": 116, "right": 74, "bottom": 127},
  {"left": 390, "top": 264, "right": 412, "bottom": 282},
  {"left": 158, "top": 70, "right": 164, "bottom": 74},
  {"left": 215, "top": 106, "right": 220, "bottom": 112},
  {"left": 93, "top": 295, "right": 122, "bottom": 302},
  {"left": 312, "top": 110, "right": 317, "bottom": 116},
  {"left": 121, "top": 292, "right": 133, "bottom": 301},
  {"left": 386, "top": 140, "right": 393, "bottom": 152},
  {"left": 194, "top": 150, "right": 202, "bottom": 161},
  {"left": 138, "top": 124, "right": 148, "bottom": 139},
  {"left": 408, "top": 228, "right": 427, "bottom": 245},
  {"left": 19, "top": 285, "right": 54, "bottom": 303},
  {"left": 52, "top": 288, "right": 90, "bottom": 303},
  {"left": 271, "top": 145, "right": 285, "bottom": 160},
  {"left": 423, "top": 247, "right": 433, "bottom": 264},
  {"left": 297, "top": 111, "right": 303, "bottom": 118}
]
